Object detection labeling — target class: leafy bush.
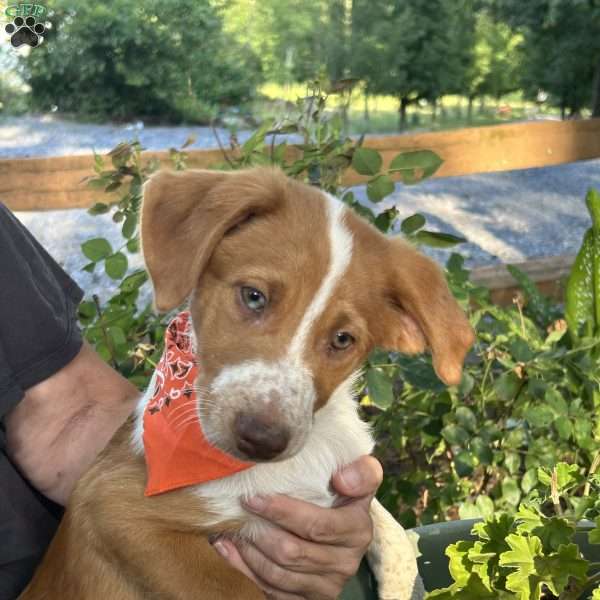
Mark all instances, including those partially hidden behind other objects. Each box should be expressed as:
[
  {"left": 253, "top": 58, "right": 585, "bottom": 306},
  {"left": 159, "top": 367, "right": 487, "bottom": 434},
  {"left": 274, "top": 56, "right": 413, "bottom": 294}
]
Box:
[
  {"left": 22, "top": 0, "right": 261, "bottom": 122},
  {"left": 427, "top": 462, "right": 600, "bottom": 599},
  {"left": 78, "top": 86, "right": 600, "bottom": 553}
]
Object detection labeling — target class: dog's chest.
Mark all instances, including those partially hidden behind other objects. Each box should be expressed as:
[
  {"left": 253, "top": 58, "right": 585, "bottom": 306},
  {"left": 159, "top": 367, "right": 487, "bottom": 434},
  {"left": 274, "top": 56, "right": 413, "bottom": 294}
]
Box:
[{"left": 191, "top": 391, "right": 374, "bottom": 539}]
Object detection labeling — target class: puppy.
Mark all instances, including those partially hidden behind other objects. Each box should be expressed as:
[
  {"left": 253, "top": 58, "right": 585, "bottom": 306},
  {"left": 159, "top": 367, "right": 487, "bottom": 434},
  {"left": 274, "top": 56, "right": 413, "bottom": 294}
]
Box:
[{"left": 20, "top": 167, "right": 474, "bottom": 600}]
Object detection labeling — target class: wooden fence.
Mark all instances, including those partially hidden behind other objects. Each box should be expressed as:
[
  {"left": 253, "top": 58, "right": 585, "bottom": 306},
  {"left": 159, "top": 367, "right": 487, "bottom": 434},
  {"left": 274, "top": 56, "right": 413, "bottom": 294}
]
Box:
[{"left": 2, "top": 118, "right": 599, "bottom": 302}]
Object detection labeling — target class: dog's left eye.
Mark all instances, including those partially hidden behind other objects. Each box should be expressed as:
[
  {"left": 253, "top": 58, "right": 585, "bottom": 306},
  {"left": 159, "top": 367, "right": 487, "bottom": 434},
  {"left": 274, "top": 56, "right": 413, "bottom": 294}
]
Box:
[
  {"left": 241, "top": 286, "right": 267, "bottom": 312},
  {"left": 331, "top": 331, "right": 355, "bottom": 351}
]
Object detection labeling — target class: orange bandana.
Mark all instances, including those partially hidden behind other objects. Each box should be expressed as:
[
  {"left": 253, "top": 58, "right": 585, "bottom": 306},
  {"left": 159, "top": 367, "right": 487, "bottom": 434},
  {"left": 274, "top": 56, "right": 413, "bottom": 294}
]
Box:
[{"left": 143, "top": 311, "right": 254, "bottom": 496}]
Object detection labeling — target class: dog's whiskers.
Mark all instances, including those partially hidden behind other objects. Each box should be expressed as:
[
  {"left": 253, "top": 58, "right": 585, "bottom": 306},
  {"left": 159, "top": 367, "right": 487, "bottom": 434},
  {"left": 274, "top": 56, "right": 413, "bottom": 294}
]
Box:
[
  {"left": 172, "top": 416, "right": 203, "bottom": 432},
  {"left": 168, "top": 408, "right": 201, "bottom": 427},
  {"left": 165, "top": 399, "right": 199, "bottom": 417}
]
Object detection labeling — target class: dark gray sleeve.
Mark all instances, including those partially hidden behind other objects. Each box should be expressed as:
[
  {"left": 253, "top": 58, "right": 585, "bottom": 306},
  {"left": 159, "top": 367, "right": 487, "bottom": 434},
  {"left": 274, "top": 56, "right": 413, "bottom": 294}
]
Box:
[
  {"left": 0, "top": 203, "right": 83, "bottom": 598},
  {"left": 0, "top": 202, "right": 84, "bottom": 421}
]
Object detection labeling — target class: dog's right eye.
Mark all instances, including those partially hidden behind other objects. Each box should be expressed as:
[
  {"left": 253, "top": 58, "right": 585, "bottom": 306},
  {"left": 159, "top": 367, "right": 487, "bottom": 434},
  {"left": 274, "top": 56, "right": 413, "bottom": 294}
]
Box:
[{"left": 240, "top": 286, "right": 267, "bottom": 313}]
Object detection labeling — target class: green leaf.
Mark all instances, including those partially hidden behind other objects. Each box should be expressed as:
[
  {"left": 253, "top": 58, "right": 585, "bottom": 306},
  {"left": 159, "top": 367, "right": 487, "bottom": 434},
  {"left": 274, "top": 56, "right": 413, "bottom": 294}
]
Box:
[
  {"left": 471, "top": 437, "right": 493, "bottom": 465},
  {"left": 108, "top": 326, "right": 127, "bottom": 347},
  {"left": 504, "top": 451, "right": 521, "bottom": 475},
  {"left": 88, "top": 202, "right": 110, "bottom": 215},
  {"left": 105, "top": 252, "right": 128, "bottom": 280},
  {"left": 524, "top": 403, "right": 554, "bottom": 428},
  {"left": 120, "top": 270, "right": 148, "bottom": 292},
  {"left": 352, "top": 147, "right": 382, "bottom": 176},
  {"left": 446, "top": 540, "right": 476, "bottom": 587},
  {"left": 475, "top": 495, "right": 495, "bottom": 519},
  {"left": 458, "top": 372, "right": 475, "bottom": 398},
  {"left": 78, "top": 300, "right": 96, "bottom": 321},
  {"left": 126, "top": 238, "right": 139, "bottom": 253},
  {"left": 506, "top": 264, "right": 553, "bottom": 324},
  {"left": 366, "top": 174, "right": 395, "bottom": 203},
  {"left": 365, "top": 368, "right": 394, "bottom": 409},
  {"left": 565, "top": 227, "right": 596, "bottom": 340},
  {"left": 538, "top": 544, "right": 588, "bottom": 592},
  {"left": 494, "top": 371, "right": 522, "bottom": 402},
  {"left": 413, "top": 230, "right": 466, "bottom": 248},
  {"left": 81, "top": 238, "right": 113, "bottom": 262},
  {"left": 442, "top": 424, "right": 470, "bottom": 446},
  {"left": 242, "top": 120, "right": 273, "bottom": 154},
  {"left": 455, "top": 406, "right": 477, "bottom": 432},
  {"left": 400, "top": 213, "right": 426, "bottom": 235},
  {"left": 521, "top": 469, "right": 538, "bottom": 494},
  {"left": 455, "top": 450, "right": 477, "bottom": 477},
  {"left": 122, "top": 213, "right": 137, "bottom": 239},
  {"left": 502, "top": 477, "right": 521, "bottom": 506},
  {"left": 555, "top": 462, "right": 582, "bottom": 490},
  {"left": 544, "top": 387, "right": 568, "bottom": 417},
  {"left": 373, "top": 208, "right": 397, "bottom": 233},
  {"left": 537, "top": 467, "right": 552, "bottom": 487},
  {"left": 388, "top": 150, "right": 443, "bottom": 184},
  {"left": 499, "top": 534, "right": 543, "bottom": 598},
  {"left": 554, "top": 416, "right": 573, "bottom": 440}
]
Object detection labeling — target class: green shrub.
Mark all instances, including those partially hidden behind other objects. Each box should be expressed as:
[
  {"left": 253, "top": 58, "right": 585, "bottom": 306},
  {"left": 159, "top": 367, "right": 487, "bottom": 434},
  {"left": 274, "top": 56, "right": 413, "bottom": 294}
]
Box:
[
  {"left": 427, "top": 461, "right": 600, "bottom": 599},
  {"left": 78, "top": 85, "right": 600, "bottom": 541},
  {"left": 22, "top": 0, "right": 262, "bottom": 122}
]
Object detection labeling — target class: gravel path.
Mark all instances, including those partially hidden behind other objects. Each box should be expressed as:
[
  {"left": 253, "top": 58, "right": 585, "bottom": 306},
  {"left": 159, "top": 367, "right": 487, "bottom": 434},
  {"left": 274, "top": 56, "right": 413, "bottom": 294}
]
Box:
[
  {"left": 3, "top": 115, "right": 598, "bottom": 302},
  {"left": 0, "top": 114, "right": 249, "bottom": 157}
]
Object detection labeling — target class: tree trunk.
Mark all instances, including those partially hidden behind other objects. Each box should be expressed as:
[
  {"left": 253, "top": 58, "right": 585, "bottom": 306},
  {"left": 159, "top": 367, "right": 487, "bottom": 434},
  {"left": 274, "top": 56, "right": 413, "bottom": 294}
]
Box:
[
  {"left": 432, "top": 99, "right": 438, "bottom": 123},
  {"left": 363, "top": 92, "right": 369, "bottom": 122},
  {"left": 468, "top": 96, "right": 474, "bottom": 122},
  {"left": 592, "top": 57, "right": 600, "bottom": 117},
  {"left": 398, "top": 97, "right": 409, "bottom": 131},
  {"left": 561, "top": 102, "right": 566, "bottom": 120}
]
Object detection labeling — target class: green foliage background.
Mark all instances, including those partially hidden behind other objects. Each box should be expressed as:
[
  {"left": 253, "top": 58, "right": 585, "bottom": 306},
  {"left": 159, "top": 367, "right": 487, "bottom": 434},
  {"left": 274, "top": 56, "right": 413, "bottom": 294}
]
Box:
[
  {"left": 78, "top": 88, "right": 600, "bottom": 531},
  {"left": 21, "top": 0, "right": 262, "bottom": 122},
  {"left": 76, "top": 86, "right": 600, "bottom": 598},
  {"left": 3, "top": 0, "right": 600, "bottom": 125}
]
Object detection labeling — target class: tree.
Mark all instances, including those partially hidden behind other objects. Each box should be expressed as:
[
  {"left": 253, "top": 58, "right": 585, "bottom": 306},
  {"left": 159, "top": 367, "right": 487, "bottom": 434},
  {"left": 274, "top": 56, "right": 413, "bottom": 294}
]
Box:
[
  {"left": 351, "top": 0, "right": 469, "bottom": 130},
  {"left": 462, "top": 12, "right": 522, "bottom": 118},
  {"left": 493, "top": 0, "right": 600, "bottom": 117},
  {"left": 224, "top": 0, "right": 352, "bottom": 86},
  {"left": 23, "top": 0, "right": 262, "bottom": 122}
]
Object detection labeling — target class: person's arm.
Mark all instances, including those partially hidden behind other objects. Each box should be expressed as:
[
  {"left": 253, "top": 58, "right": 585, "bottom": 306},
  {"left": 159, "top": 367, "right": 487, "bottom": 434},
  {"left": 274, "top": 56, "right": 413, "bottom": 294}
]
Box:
[
  {"left": 5, "top": 341, "right": 139, "bottom": 505},
  {"left": 214, "top": 456, "right": 382, "bottom": 600}
]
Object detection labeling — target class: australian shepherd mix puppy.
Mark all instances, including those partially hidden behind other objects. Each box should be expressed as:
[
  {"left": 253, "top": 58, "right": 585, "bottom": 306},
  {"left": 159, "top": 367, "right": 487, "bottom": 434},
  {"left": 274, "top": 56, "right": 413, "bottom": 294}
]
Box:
[{"left": 20, "top": 168, "right": 473, "bottom": 600}]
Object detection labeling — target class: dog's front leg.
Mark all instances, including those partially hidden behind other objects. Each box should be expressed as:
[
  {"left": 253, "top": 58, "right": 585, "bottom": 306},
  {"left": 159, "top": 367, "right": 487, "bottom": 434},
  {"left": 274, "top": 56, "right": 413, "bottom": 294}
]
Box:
[
  {"left": 110, "top": 526, "right": 265, "bottom": 600},
  {"left": 366, "top": 499, "right": 425, "bottom": 600}
]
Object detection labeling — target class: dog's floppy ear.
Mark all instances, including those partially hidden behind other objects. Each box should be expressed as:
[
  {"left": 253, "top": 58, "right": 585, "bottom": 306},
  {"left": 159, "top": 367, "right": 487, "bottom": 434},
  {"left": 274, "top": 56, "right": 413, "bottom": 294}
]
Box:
[
  {"left": 141, "top": 168, "right": 277, "bottom": 311},
  {"left": 379, "top": 238, "right": 474, "bottom": 386}
]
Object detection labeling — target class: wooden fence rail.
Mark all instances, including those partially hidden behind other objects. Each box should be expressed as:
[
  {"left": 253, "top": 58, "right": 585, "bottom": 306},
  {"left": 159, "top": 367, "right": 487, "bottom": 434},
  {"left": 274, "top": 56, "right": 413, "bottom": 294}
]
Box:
[{"left": 2, "top": 118, "right": 600, "bottom": 212}]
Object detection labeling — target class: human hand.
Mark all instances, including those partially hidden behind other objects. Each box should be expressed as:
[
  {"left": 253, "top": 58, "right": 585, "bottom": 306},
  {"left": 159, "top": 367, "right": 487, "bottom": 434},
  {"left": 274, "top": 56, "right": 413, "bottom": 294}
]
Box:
[{"left": 213, "top": 455, "right": 383, "bottom": 599}]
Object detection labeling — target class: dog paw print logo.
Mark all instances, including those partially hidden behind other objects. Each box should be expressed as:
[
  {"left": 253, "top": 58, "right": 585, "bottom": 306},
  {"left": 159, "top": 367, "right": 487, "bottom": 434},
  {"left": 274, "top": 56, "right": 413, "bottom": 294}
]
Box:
[{"left": 5, "top": 15, "right": 45, "bottom": 47}]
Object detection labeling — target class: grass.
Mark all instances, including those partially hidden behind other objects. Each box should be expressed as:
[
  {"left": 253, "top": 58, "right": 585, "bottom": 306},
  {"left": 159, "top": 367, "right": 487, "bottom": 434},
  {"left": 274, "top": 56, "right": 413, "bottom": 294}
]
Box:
[{"left": 255, "top": 82, "right": 564, "bottom": 136}]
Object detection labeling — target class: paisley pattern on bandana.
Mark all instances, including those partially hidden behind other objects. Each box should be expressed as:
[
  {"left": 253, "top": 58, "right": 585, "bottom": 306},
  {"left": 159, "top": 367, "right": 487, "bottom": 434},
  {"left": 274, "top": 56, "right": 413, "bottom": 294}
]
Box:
[
  {"left": 147, "top": 312, "right": 195, "bottom": 415},
  {"left": 142, "top": 311, "right": 254, "bottom": 496}
]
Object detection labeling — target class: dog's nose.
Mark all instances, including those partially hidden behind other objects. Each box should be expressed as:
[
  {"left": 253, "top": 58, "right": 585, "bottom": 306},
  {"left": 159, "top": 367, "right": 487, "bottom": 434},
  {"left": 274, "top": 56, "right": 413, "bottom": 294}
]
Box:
[{"left": 234, "top": 413, "right": 290, "bottom": 460}]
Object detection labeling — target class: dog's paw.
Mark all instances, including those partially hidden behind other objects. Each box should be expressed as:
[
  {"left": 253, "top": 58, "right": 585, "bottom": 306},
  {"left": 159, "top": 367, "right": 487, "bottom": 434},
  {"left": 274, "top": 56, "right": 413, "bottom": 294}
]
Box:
[{"left": 5, "top": 16, "right": 45, "bottom": 48}]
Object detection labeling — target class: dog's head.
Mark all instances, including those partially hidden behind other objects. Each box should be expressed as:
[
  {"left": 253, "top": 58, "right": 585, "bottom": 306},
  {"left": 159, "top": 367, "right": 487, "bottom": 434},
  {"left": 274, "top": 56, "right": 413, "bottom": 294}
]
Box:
[{"left": 141, "top": 167, "right": 474, "bottom": 462}]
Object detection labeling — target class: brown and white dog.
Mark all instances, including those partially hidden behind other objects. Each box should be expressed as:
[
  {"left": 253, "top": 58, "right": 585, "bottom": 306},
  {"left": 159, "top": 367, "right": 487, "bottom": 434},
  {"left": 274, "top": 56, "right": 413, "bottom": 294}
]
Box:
[{"left": 20, "top": 167, "right": 474, "bottom": 600}]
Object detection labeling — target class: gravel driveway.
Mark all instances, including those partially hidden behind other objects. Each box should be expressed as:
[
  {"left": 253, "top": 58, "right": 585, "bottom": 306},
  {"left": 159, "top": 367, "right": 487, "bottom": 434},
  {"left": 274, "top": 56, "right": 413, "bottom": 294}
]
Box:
[{"left": 2, "top": 114, "right": 598, "bottom": 302}]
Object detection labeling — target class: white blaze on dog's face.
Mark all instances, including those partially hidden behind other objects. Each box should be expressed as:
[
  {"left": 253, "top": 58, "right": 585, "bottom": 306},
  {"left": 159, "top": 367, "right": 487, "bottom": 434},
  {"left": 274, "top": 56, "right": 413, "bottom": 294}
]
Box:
[{"left": 141, "top": 168, "right": 474, "bottom": 462}]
